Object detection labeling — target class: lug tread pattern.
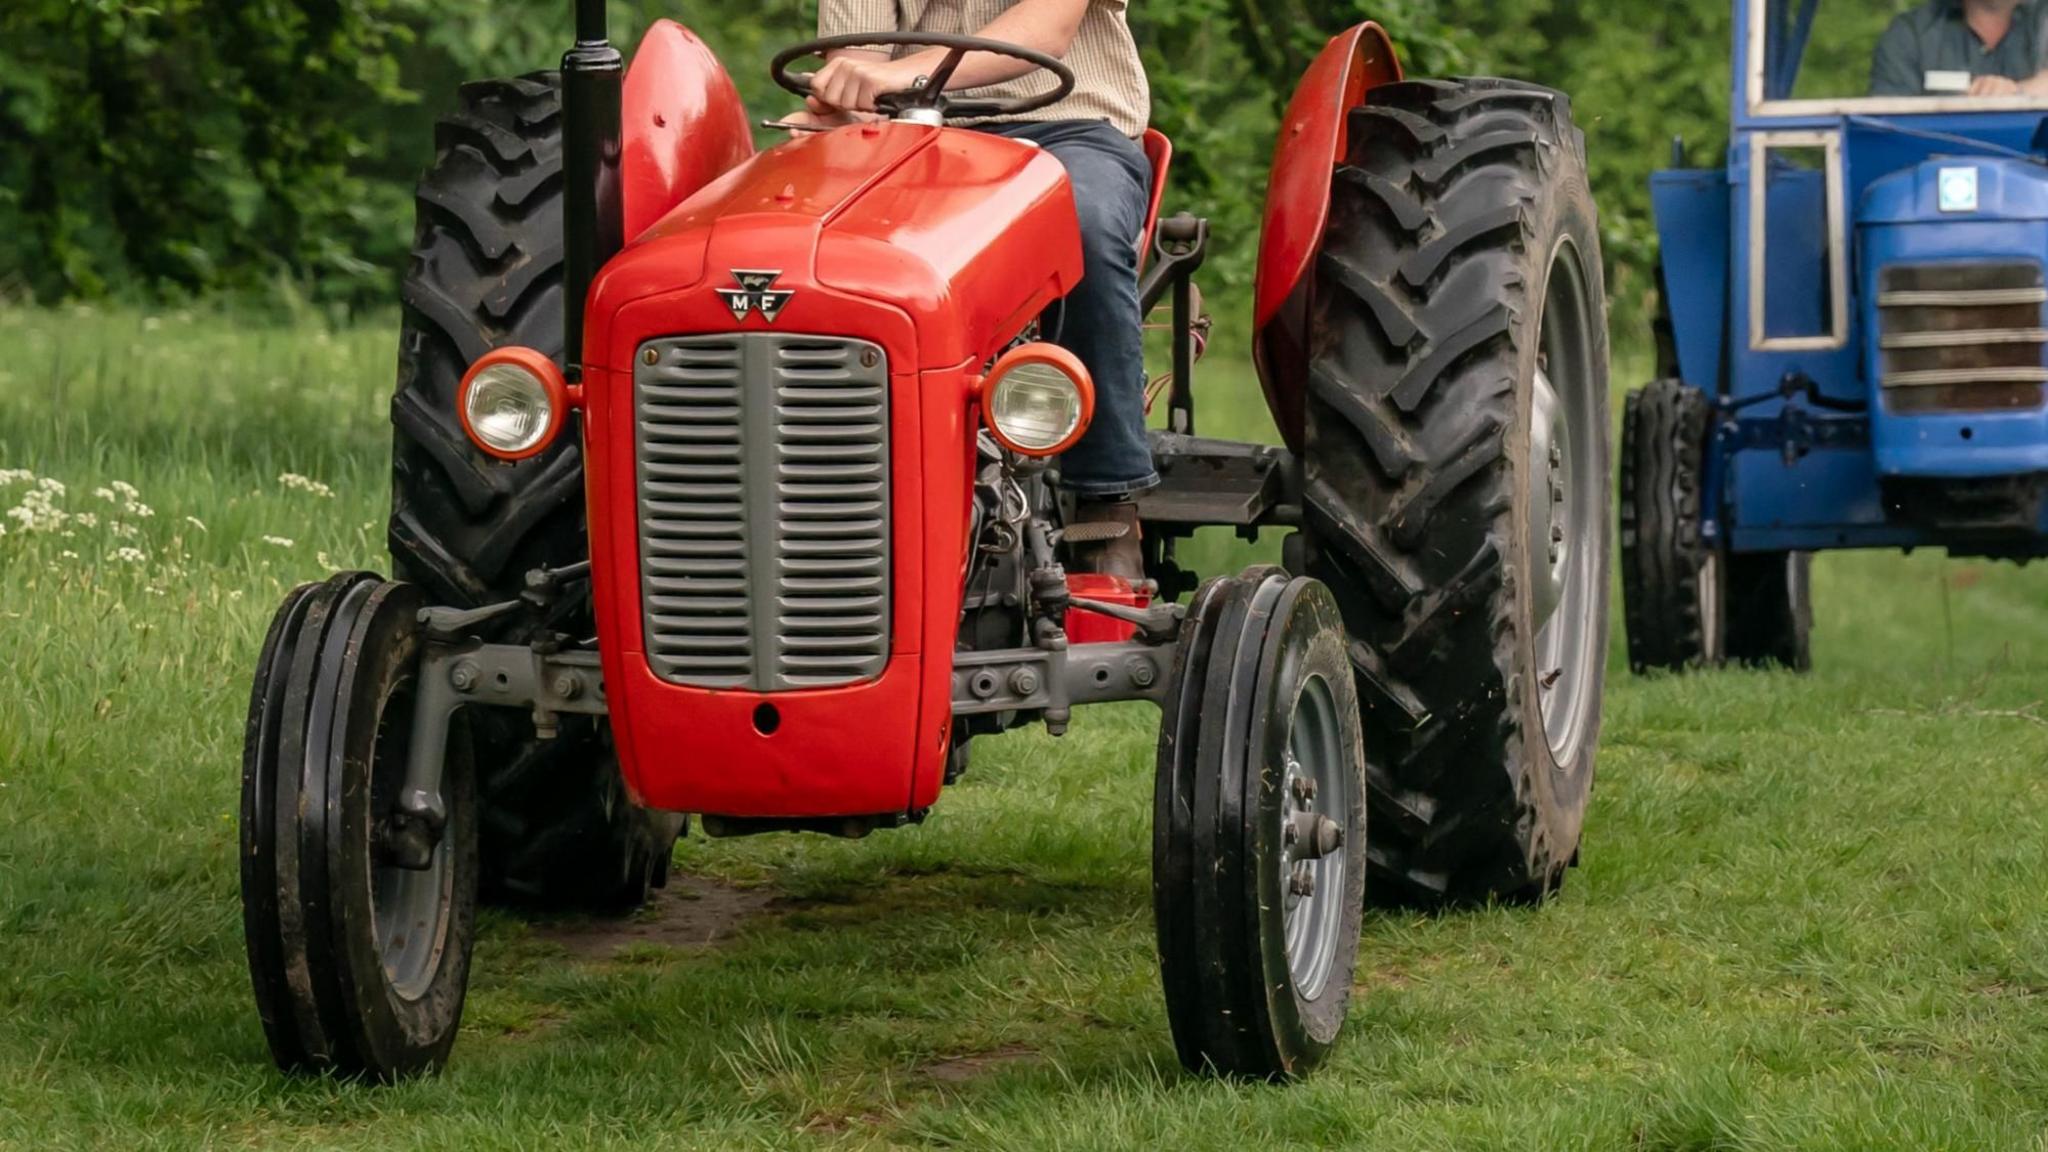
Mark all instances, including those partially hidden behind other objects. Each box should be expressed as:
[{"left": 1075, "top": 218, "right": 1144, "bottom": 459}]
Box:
[{"left": 1303, "top": 77, "right": 1606, "bottom": 906}]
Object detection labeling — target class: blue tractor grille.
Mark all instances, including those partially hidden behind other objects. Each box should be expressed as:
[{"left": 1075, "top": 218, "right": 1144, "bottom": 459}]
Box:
[{"left": 1877, "top": 261, "right": 2048, "bottom": 413}]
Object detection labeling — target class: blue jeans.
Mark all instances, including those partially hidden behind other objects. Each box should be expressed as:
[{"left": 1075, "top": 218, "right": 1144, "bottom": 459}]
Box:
[{"left": 978, "top": 120, "right": 1158, "bottom": 498}]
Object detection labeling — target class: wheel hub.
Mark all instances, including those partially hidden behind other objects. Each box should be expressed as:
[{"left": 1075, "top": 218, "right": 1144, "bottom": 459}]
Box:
[{"left": 1280, "top": 675, "right": 1350, "bottom": 1001}]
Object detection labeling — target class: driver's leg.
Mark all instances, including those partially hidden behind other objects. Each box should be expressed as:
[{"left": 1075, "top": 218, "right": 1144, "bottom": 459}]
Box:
[{"left": 978, "top": 119, "right": 1155, "bottom": 578}]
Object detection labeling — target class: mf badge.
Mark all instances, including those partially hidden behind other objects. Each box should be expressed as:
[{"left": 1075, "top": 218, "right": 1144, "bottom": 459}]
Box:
[
  {"left": 718, "top": 270, "right": 795, "bottom": 323},
  {"left": 1937, "top": 166, "right": 1979, "bottom": 214}
]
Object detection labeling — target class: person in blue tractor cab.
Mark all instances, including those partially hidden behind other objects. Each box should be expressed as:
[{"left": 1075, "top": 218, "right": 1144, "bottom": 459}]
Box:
[
  {"left": 1871, "top": 0, "right": 2048, "bottom": 95},
  {"left": 789, "top": 0, "right": 1154, "bottom": 579}
]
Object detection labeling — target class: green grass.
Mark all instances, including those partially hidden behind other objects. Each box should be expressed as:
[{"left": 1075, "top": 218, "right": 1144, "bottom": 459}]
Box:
[{"left": 4, "top": 304, "right": 2048, "bottom": 1150}]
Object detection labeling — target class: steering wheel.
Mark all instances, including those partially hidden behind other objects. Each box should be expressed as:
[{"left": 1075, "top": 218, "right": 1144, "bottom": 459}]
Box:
[{"left": 770, "top": 32, "right": 1077, "bottom": 121}]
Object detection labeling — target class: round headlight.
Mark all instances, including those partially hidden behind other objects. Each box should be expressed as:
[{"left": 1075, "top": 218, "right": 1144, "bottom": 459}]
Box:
[
  {"left": 458, "top": 349, "right": 568, "bottom": 460},
  {"left": 983, "top": 344, "right": 1094, "bottom": 457}
]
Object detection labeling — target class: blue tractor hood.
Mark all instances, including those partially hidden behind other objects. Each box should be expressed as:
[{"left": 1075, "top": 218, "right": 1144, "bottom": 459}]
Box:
[{"left": 1860, "top": 154, "right": 2048, "bottom": 225}]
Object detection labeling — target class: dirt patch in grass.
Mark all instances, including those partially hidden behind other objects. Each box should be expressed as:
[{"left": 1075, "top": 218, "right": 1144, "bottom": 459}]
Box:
[
  {"left": 536, "top": 876, "right": 774, "bottom": 961},
  {"left": 920, "top": 1044, "right": 1040, "bottom": 1084}
]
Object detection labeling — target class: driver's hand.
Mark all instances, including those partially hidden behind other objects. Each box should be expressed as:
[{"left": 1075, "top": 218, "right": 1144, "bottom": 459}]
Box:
[
  {"left": 810, "top": 54, "right": 926, "bottom": 115},
  {"left": 1970, "top": 74, "right": 2020, "bottom": 96}
]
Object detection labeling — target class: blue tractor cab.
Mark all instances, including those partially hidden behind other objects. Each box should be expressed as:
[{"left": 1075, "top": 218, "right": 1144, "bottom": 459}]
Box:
[{"left": 1623, "top": 0, "right": 2048, "bottom": 671}]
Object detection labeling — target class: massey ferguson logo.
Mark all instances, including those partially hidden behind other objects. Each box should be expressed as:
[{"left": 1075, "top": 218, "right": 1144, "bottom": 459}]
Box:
[{"left": 717, "top": 270, "right": 794, "bottom": 323}]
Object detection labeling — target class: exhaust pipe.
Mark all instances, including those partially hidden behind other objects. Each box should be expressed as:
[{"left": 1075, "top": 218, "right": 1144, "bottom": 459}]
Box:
[{"left": 562, "top": 0, "right": 624, "bottom": 375}]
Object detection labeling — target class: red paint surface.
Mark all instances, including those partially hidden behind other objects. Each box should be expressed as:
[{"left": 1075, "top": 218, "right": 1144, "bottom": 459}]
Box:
[
  {"left": 1138, "top": 128, "right": 1174, "bottom": 261},
  {"left": 1065, "top": 573, "right": 1149, "bottom": 644},
  {"left": 621, "top": 20, "right": 756, "bottom": 242},
  {"left": 1251, "top": 23, "right": 1402, "bottom": 450},
  {"left": 582, "top": 123, "right": 1083, "bottom": 818}
]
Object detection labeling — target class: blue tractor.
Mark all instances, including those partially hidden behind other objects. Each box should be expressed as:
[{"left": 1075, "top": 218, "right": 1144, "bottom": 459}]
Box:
[{"left": 1624, "top": 0, "right": 2048, "bottom": 671}]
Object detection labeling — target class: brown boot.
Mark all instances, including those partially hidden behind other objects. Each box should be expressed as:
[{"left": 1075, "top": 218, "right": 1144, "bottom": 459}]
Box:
[{"left": 1065, "top": 499, "right": 1145, "bottom": 580}]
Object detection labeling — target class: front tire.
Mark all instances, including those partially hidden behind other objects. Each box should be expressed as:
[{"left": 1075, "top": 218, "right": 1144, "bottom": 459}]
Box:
[
  {"left": 242, "top": 575, "right": 478, "bottom": 1079},
  {"left": 1155, "top": 570, "right": 1368, "bottom": 1079},
  {"left": 1301, "top": 78, "right": 1611, "bottom": 906},
  {"left": 391, "top": 72, "right": 680, "bottom": 909},
  {"left": 1621, "top": 379, "right": 1812, "bottom": 673}
]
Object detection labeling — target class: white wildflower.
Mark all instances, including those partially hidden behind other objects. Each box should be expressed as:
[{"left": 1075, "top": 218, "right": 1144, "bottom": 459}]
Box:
[
  {"left": 107, "top": 547, "right": 146, "bottom": 564},
  {"left": 93, "top": 487, "right": 115, "bottom": 503},
  {"left": 229, "top": 589, "right": 245, "bottom": 601},
  {"left": 109, "top": 522, "right": 138, "bottom": 540},
  {"left": 0, "top": 469, "right": 32, "bottom": 485},
  {"left": 184, "top": 515, "right": 207, "bottom": 533},
  {"left": 6, "top": 485, "right": 68, "bottom": 533},
  {"left": 315, "top": 551, "right": 336, "bottom": 569},
  {"left": 278, "top": 473, "right": 335, "bottom": 499},
  {"left": 59, "top": 550, "right": 78, "bottom": 560},
  {"left": 145, "top": 587, "right": 165, "bottom": 597},
  {"left": 110, "top": 481, "right": 138, "bottom": 499},
  {"left": 72, "top": 512, "right": 97, "bottom": 529},
  {"left": 261, "top": 535, "right": 295, "bottom": 549}
]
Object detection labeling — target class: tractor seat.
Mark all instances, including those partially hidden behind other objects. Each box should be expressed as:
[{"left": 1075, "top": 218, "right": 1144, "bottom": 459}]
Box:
[{"left": 1138, "top": 128, "right": 1173, "bottom": 263}]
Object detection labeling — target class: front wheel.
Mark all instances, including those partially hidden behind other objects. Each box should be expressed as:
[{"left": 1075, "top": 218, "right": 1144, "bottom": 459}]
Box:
[
  {"left": 1154, "top": 570, "right": 1367, "bottom": 1080},
  {"left": 241, "top": 573, "right": 478, "bottom": 1079}
]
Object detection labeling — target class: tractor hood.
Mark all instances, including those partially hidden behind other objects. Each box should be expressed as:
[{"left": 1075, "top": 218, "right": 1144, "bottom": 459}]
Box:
[
  {"left": 1859, "top": 155, "right": 2048, "bottom": 224},
  {"left": 585, "top": 121, "right": 1083, "bottom": 371}
]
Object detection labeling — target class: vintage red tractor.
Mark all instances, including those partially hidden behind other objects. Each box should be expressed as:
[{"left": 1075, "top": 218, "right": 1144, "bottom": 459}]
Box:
[{"left": 239, "top": 2, "right": 1611, "bottom": 1082}]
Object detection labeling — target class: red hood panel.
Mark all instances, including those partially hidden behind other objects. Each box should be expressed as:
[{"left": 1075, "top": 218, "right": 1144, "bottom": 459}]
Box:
[{"left": 600, "top": 122, "right": 1081, "bottom": 369}]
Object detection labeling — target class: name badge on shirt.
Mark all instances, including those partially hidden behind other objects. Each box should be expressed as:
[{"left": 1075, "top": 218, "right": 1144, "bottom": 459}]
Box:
[{"left": 1924, "top": 70, "right": 1973, "bottom": 94}]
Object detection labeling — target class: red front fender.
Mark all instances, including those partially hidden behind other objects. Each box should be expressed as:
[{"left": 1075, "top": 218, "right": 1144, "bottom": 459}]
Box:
[
  {"left": 1252, "top": 23, "right": 1402, "bottom": 451},
  {"left": 621, "top": 19, "right": 755, "bottom": 241}
]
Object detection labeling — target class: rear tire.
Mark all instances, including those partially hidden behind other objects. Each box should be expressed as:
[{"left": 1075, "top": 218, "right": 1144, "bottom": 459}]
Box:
[
  {"left": 390, "top": 72, "right": 680, "bottom": 910},
  {"left": 1301, "top": 78, "right": 1611, "bottom": 906}
]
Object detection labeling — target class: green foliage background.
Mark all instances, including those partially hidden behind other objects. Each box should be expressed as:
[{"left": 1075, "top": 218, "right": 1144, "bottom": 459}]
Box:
[{"left": 0, "top": 0, "right": 1822, "bottom": 337}]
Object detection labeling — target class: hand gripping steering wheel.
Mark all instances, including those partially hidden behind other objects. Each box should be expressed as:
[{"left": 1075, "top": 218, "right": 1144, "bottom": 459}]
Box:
[{"left": 770, "top": 32, "right": 1077, "bottom": 121}]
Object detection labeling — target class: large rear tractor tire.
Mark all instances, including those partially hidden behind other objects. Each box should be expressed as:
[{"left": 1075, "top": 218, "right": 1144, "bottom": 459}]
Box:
[
  {"left": 1301, "top": 78, "right": 1611, "bottom": 906},
  {"left": 390, "top": 72, "right": 680, "bottom": 910},
  {"left": 1621, "top": 379, "right": 1812, "bottom": 673}
]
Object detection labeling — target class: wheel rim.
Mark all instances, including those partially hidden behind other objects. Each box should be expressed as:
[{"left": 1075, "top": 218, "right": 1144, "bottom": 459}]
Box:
[
  {"left": 1529, "top": 236, "right": 1602, "bottom": 765},
  {"left": 368, "top": 677, "right": 453, "bottom": 1002},
  {"left": 1280, "top": 672, "right": 1350, "bottom": 1001},
  {"left": 1697, "top": 550, "right": 1723, "bottom": 663}
]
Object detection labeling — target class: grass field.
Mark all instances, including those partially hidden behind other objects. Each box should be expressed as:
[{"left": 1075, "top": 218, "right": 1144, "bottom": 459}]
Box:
[{"left": 4, "top": 304, "right": 2048, "bottom": 1150}]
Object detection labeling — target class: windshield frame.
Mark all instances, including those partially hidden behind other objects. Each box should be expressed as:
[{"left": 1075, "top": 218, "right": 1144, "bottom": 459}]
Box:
[{"left": 1746, "top": 0, "right": 2048, "bottom": 117}]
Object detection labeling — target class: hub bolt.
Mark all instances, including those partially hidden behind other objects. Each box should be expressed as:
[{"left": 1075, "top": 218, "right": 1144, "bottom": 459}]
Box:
[
  {"left": 1126, "top": 657, "right": 1156, "bottom": 689},
  {"left": 552, "top": 672, "right": 582, "bottom": 701},
  {"left": 450, "top": 661, "right": 479, "bottom": 692},
  {"left": 1289, "top": 863, "right": 1316, "bottom": 898}
]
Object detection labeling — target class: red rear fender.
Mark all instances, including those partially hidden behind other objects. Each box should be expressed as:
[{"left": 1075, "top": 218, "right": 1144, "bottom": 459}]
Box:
[
  {"left": 621, "top": 19, "right": 755, "bottom": 242},
  {"left": 1252, "top": 23, "right": 1402, "bottom": 451}
]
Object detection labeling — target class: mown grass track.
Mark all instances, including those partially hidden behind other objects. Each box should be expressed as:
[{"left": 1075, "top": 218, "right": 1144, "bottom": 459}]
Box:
[{"left": 3, "top": 305, "right": 2048, "bottom": 1149}]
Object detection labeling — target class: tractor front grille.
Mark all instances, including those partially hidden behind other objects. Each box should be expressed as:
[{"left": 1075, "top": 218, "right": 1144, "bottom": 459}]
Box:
[
  {"left": 1877, "top": 261, "right": 2048, "bottom": 412},
  {"left": 634, "top": 334, "right": 890, "bottom": 691}
]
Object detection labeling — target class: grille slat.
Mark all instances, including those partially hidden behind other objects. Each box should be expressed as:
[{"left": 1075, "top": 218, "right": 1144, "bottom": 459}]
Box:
[
  {"left": 1878, "top": 262, "right": 2048, "bottom": 412},
  {"left": 636, "top": 334, "right": 890, "bottom": 690}
]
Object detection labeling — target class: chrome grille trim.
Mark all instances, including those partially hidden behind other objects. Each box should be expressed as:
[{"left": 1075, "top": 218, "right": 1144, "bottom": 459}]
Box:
[
  {"left": 1877, "top": 261, "right": 2048, "bottom": 411},
  {"left": 636, "top": 334, "right": 890, "bottom": 690}
]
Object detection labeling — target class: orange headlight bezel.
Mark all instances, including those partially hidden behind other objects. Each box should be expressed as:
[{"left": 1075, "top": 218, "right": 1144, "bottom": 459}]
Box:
[
  {"left": 456, "top": 346, "right": 573, "bottom": 462},
  {"left": 977, "top": 342, "right": 1095, "bottom": 458}
]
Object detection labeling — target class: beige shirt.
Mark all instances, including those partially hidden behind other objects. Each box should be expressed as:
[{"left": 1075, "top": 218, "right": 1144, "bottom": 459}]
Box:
[{"left": 816, "top": 0, "right": 1151, "bottom": 137}]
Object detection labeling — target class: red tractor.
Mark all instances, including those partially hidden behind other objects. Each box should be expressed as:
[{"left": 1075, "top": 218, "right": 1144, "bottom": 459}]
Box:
[{"left": 239, "top": 3, "right": 1610, "bottom": 1082}]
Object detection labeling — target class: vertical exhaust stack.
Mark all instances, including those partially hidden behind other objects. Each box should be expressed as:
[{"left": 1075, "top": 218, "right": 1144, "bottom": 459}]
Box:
[{"left": 562, "top": 0, "right": 625, "bottom": 375}]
